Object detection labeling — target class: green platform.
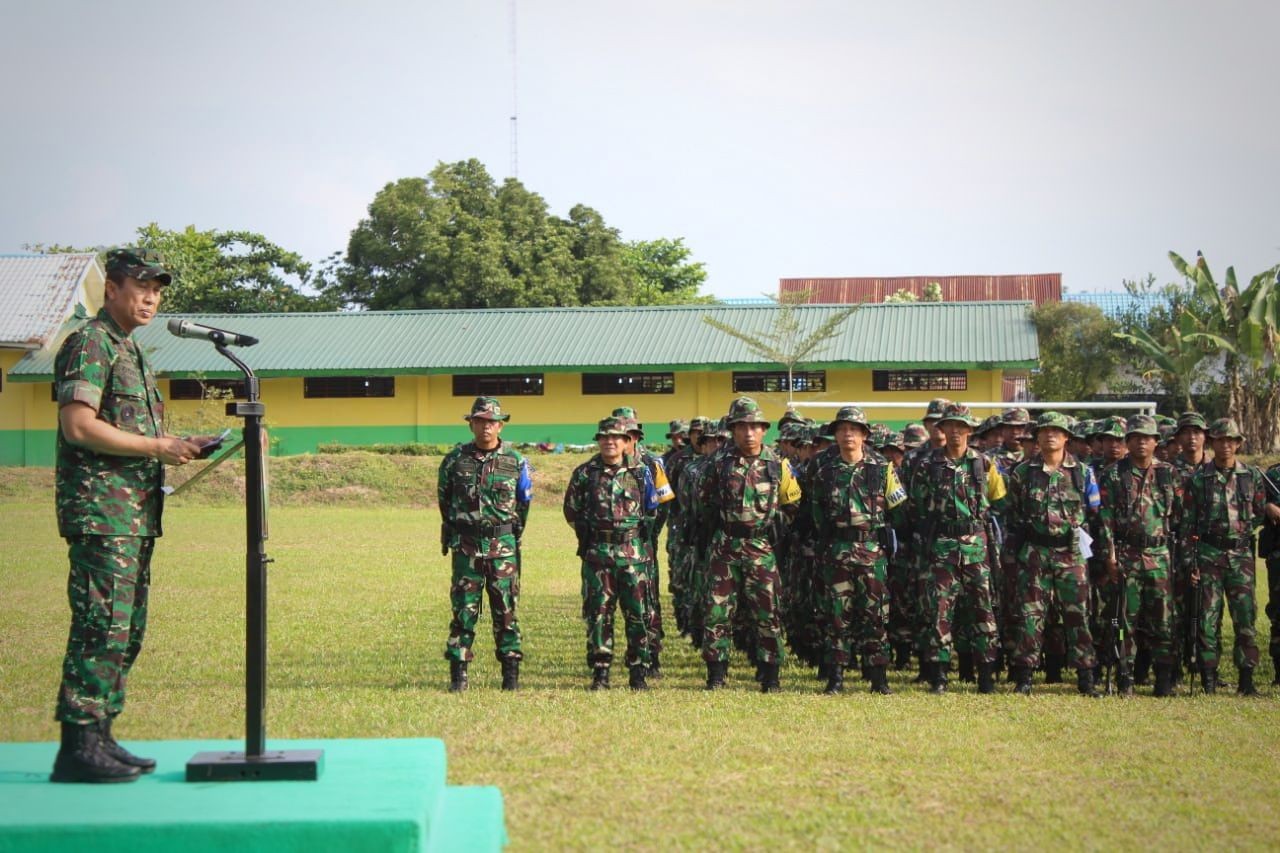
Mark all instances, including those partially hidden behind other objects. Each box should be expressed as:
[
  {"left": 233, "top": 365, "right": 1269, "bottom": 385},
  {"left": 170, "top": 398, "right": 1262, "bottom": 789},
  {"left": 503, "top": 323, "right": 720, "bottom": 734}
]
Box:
[{"left": 0, "top": 738, "right": 506, "bottom": 852}]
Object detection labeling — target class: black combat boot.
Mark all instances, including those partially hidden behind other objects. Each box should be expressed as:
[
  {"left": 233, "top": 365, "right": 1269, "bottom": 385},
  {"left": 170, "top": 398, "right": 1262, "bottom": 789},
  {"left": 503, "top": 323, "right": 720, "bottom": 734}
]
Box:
[
  {"left": 1200, "top": 666, "right": 1217, "bottom": 695},
  {"left": 1133, "top": 648, "right": 1152, "bottom": 686},
  {"left": 448, "top": 660, "right": 469, "bottom": 693},
  {"left": 1076, "top": 667, "right": 1100, "bottom": 698},
  {"left": 590, "top": 665, "right": 611, "bottom": 690},
  {"left": 1237, "top": 667, "right": 1258, "bottom": 697},
  {"left": 705, "top": 660, "right": 727, "bottom": 690},
  {"left": 50, "top": 721, "right": 140, "bottom": 784},
  {"left": 1117, "top": 668, "right": 1135, "bottom": 697},
  {"left": 823, "top": 663, "right": 845, "bottom": 695},
  {"left": 868, "top": 665, "right": 892, "bottom": 695},
  {"left": 99, "top": 717, "right": 155, "bottom": 773},
  {"left": 1014, "top": 666, "right": 1033, "bottom": 695},
  {"left": 957, "top": 651, "right": 976, "bottom": 684},
  {"left": 816, "top": 660, "right": 830, "bottom": 682},
  {"left": 647, "top": 652, "right": 662, "bottom": 680},
  {"left": 913, "top": 661, "right": 932, "bottom": 685},
  {"left": 500, "top": 658, "right": 519, "bottom": 691},
  {"left": 977, "top": 662, "right": 995, "bottom": 695},
  {"left": 1043, "top": 654, "right": 1064, "bottom": 684},
  {"left": 929, "top": 663, "right": 949, "bottom": 694},
  {"left": 1271, "top": 656, "right": 1280, "bottom": 687},
  {"left": 1153, "top": 664, "right": 1174, "bottom": 698},
  {"left": 893, "top": 642, "right": 911, "bottom": 671},
  {"left": 629, "top": 664, "right": 649, "bottom": 691},
  {"left": 760, "top": 662, "right": 781, "bottom": 694}
]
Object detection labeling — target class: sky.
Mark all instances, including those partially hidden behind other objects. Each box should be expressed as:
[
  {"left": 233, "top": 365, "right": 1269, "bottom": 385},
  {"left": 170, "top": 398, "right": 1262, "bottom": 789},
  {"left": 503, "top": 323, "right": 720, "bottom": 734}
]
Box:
[{"left": 2, "top": 1, "right": 1278, "bottom": 300}]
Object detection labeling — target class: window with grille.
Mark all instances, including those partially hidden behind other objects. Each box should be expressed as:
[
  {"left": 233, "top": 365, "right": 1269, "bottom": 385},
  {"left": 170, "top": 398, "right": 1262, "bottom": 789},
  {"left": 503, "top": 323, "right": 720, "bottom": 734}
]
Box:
[
  {"left": 582, "top": 373, "right": 675, "bottom": 395},
  {"left": 452, "top": 374, "right": 545, "bottom": 396},
  {"left": 303, "top": 376, "right": 396, "bottom": 398},
  {"left": 731, "top": 371, "right": 826, "bottom": 393},
  {"left": 871, "top": 370, "right": 967, "bottom": 392},
  {"left": 168, "top": 378, "right": 248, "bottom": 401}
]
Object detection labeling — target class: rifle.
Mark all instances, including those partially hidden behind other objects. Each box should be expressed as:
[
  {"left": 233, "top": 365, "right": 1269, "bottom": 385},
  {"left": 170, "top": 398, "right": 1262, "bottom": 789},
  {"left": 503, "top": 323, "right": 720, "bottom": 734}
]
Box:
[
  {"left": 440, "top": 522, "right": 452, "bottom": 557},
  {"left": 1102, "top": 577, "right": 1124, "bottom": 695}
]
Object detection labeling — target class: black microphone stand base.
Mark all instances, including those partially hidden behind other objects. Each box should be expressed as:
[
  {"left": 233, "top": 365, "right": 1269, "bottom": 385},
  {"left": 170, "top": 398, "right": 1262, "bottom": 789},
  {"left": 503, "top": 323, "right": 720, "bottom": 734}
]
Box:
[{"left": 187, "top": 749, "right": 325, "bottom": 782}]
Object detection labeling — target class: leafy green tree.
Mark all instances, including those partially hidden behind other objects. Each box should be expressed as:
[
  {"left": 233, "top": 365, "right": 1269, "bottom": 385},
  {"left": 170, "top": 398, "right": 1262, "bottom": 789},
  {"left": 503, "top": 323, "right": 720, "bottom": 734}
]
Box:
[
  {"left": 1029, "top": 301, "right": 1127, "bottom": 402},
  {"left": 702, "top": 290, "right": 858, "bottom": 403},
  {"left": 884, "top": 288, "right": 918, "bottom": 303},
  {"left": 622, "top": 237, "right": 710, "bottom": 305}
]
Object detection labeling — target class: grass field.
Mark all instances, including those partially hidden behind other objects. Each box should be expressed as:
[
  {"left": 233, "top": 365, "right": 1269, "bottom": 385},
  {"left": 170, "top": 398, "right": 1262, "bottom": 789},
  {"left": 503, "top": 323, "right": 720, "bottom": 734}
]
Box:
[{"left": 4, "top": 457, "right": 1280, "bottom": 850}]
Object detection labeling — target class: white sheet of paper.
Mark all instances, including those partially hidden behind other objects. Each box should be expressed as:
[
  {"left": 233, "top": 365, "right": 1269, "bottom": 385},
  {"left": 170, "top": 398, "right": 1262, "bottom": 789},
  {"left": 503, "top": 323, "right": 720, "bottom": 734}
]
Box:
[{"left": 1075, "top": 526, "right": 1093, "bottom": 560}]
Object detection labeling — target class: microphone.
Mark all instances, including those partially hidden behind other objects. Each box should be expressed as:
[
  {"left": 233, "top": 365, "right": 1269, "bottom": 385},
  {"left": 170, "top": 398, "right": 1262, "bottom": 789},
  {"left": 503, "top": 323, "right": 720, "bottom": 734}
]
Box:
[{"left": 167, "top": 318, "right": 259, "bottom": 347}]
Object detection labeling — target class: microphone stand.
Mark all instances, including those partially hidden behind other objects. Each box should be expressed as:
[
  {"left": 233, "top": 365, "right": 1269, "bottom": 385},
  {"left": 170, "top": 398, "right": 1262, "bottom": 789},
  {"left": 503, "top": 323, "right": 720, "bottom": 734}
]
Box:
[{"left": 186, "top": 339, "right": 323, "bottom": 781}]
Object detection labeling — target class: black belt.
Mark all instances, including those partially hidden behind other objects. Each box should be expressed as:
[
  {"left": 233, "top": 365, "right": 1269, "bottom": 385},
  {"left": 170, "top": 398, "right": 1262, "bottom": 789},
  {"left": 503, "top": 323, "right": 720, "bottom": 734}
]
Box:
[
  {"left": 937, "top": 520, "right": 983, "bottom": 538},
  {"left": 1118, "top": 531, "right": 1168, "bottom": 549},
  {"left": 830, "top": 527, "right": 875, "bottom": 543},
  {"left": 1025, "top": 529, "right": 1074, "bottom": 548},
  {"left": 1201, "top": 532, "right": 1253, "bottom": 551},
  {"left": 725, "top": 522, "right": 771, "bottom": 537},
  {"left": 593, "top": 527, "right": 641, "bottom": 545},
  {"left": 455, "top": 522, "right": 515, "bottom": 537}
]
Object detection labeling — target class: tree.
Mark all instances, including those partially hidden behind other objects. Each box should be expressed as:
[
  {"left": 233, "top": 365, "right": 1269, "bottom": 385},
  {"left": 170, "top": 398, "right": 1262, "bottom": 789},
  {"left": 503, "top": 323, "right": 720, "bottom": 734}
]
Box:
[
  {"left": 329, "top": 159, "right": 709, "bottom": 310},
  {"left": 621, "top": 237, "right": 711, "bottom": 305},
  {"left": 1029, "top": 301, "right": 1127, "bottom": 402},
  {"left": 884, "top": 288, "right": 918, "bottom": 303},
  {"left": 28, "top": 225, "right": 332, "bottom": 313},
  {"left": 701, "top": 290, "right": 858, "bottom": 403}
]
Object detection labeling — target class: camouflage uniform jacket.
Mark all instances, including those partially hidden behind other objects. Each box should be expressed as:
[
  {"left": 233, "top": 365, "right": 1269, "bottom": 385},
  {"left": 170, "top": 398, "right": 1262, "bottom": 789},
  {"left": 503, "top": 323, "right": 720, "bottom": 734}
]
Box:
[
  {"left": 438, "top": 440, "right": 532, "bottom": 558},
  {"left": 1184, "top": 461, "right": 1266, "bottom": 558},
  {"left": 809, "top": 452, "right": 906, "bottom": 549},
  {"left": 1005, "top": 454, "right": 1101, "bottom": 554},
  {"left": 1095, "top": 458, "right": 1180, "bottom": 557},
  {"left": 564, "top": 453, "right": 666, "bottom": 561},
  {"left": 54, "top": 309, "right": 166, "bottom": 538},
  {"left": 985, "top": 446, "right": 1023, "bottom": 477},
  {"left": 697, "top": 445, "right": 800, "bottom": 537},
  {"left": 907, "top": 447, "right": 1007, "bottom": 563},
  {"left": 664, "top": 444, "right": 698, "bottom": 512}
]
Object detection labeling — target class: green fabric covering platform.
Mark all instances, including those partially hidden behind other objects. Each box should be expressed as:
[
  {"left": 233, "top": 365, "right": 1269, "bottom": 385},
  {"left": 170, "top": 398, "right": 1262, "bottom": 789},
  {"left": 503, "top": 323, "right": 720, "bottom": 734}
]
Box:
[{"left": 0, "top": 738, "right": 506, "bottom": 852}]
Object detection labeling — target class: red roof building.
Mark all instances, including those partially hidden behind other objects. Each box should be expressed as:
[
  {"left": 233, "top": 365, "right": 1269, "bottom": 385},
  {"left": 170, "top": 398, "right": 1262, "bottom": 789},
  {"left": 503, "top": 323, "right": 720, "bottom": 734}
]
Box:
[{"left": 780, "top": 274, "right": 1062, "bottom": 306}]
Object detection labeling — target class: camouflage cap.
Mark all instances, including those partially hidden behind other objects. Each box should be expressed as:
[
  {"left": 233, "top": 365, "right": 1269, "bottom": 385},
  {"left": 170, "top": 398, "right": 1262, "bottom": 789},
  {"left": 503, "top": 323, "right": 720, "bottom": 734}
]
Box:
[
  {"left": 610, "top": 407, "right": 644, "bottom": 437},
  {"left": 104, "top": 247, "right": 172, "bottom": 286},
  {"left": 828, "top": 405, "right": 870, "bottom": 433},
  {"left": 1124, "top": 414, "right": 1160, "bottom": 438},
  {"left": 778, "top": 421, "right": 807, "bottom": 443},
  {"left": 1176, "top": 411, "right": 1209, "bottom": 433},
  {"left": 714, "top": 415, "right": 733, "bottom": 439},
  {"left": 1158, "top": 423, "right": 1178, "bottom": 445},
  {"left": 1001, "top": 407, "right": 1032, "bottom": 426},
  {"left": 726, "top": 396, "right": 770, "bottom": 427},
  {"left": 1030, "top": 411, "right": 1073, "bottom": 436},
  {"left": 665, "top": 419, "right": 689, "bottom": 438},
  {"left": 1154, "top": 414, "right": 1177, "bottom": 428},
  {"left": 792, "top": 424, "right": 814, "bottom": 446},
  {"left": 937, "top": 402, "right": 980, "bottom": 428},
  {"left": 1072, "top": 418, "right": 1094, "bottom": 440},
  {"left": 975, "top": 414, "right": 1001, "bottom": 437},
  {"left": 595, "top": 416, "right": 631, "bottom": 439},
  {"left": 924, "top": 397, "right": 953, "bottom": 420},
  {"left": 464, "top": 396, "right": 510, "bottom": 422},
  {"left": 778, "top": 407, "right": 806, "bottom": 427},
  {"left": 1096, "top": 416, "right": 1128, "bottom": 439},
  {"left": 689, "top": 416, "right": 714, "bottom": 435},
  {"left": 902, "top": 422, "right": 929, "bottom": 448},
  {"left": 879, "top": 430, "right": 906, "bottom": 450},
  {"left": 1207, "top": 418, "right": 1244, "bottom": 441}
]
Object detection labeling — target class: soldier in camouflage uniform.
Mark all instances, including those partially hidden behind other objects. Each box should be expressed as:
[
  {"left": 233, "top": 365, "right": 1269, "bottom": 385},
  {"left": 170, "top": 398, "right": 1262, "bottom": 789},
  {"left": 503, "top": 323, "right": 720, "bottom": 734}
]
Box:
[
  {"left": 697, "top": 397, "right": 801, "bottom": 692},
  {"left": 1004, "top": 412, "right": 1102, "bottom": 696},
  {"left": 666, "top": 416, "right": 709, "bottom": 637},
  {"left": 1094, "top": 415, "right": 1182, "bottom": 696},
  {"left": 51, "top": 249, "right": 203, "bottom": 783},
  {"left": 899, "top": 400, "right": 951, "bottom": 679},
  {"left": 610, "top": 407, "right": 673, "bottom": 676},
  {"left": 905, "top": 403, "right": 1006, "bottom": 693},
  {"left": 1184, "top": 418, "right": 1265, "bottom": 695},
  {"left": 564, "top": 417, "right": 673, "bottom": 690},
  {"left": 1170, "top": 411, "right": 1210, "bottom": 681},
  {"left": 781, "top": 422, "right": 826, "bottom": 672},
  {"left": 438, "top": 397, "right": 533, "bottom": 692},
  {"left": 679, "top": 417, "right": 729, "bottom": 647},
  {"left": 809, "top": 406, "right": 907, "bottom": 694},
  {"left": 1260, "top": 458, "right": 1280, "bottom": 686}
]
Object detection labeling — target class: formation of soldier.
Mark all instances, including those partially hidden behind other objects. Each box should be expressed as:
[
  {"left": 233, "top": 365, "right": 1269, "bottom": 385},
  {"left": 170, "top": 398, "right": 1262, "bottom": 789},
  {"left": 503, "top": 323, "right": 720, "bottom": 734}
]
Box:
[{"left": 440, "top": 392, "right": 1279, "bottom": 697}]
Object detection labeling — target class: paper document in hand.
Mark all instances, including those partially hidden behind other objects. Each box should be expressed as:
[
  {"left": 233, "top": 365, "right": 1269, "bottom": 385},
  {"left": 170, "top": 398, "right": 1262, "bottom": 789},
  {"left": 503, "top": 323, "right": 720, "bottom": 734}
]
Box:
[{"left": 1075, "top": 526, "right": 1093, "bottom": 560}]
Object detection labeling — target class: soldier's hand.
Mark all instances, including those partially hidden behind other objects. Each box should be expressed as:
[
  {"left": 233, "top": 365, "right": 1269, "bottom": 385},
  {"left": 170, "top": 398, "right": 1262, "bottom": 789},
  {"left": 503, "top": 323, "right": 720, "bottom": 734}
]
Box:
[
  {"left": 1105, "top": 557, "right": 1119, "bottom": 584},
  {"left": 1189, "top": 568, "right": 1200, "bottom": 587},
  {"left": 154, "top": 436, "right": 201, "bottom": 466},
  {"left": 1266, "top": 503, "right": 1280, "bottom": 523}
]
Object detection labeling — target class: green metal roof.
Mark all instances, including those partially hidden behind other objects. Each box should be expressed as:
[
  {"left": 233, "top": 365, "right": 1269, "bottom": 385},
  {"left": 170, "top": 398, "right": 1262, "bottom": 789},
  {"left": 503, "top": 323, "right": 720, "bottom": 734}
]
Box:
[{"left": 8, "top": 301, "right": 1039, "bottom": 381}]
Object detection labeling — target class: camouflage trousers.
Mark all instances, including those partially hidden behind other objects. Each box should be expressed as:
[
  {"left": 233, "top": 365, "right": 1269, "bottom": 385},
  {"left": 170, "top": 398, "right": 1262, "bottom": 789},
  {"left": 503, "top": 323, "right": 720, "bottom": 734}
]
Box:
[
  {"left": 1196, "top": 548, "right": 1259, "bottom": 670},
  {"left": 886, "top": 540, "right": 915, "bottom": 648},
  {"left": 581, "top": 554, "right": 651, "bottom": 668},
  {"left": 1114, "top": 546, "right": 1175, "bottom": 667},
  {"left": 1011, "top": 544, "right": 1096, "bottom": 671},
  {"left": 642, "top": 532, "right": 665, "bottom": 654},
  {"left": 56, "top": 535, "right": 153, "bottom": 723},
  {"left": 667, "top": 524, "right": 688, "bottom": 631},
  {"left": 445, "top": 551, "right": 522, "bottom": 662},
  {"left": 1266, "top": 555, "right": 1280, "bottom": 660},
  {"left": 701, "top": 534, "right": 784, "bottom": 664},
  {"left": 782, "top": 541, "right": 824, "bottom": 667},
  {"left": 822, "top": 546, "right": 890, "bottom": 668},
  {"left": 921, "top": 552, "right": 998, "bottom": 665}
]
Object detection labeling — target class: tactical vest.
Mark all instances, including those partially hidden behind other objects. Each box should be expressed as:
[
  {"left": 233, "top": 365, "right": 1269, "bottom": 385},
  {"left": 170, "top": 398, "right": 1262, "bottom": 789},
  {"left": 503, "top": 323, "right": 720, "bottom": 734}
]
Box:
[
  {"left": 1113, "top": 460, "right": 1175, "bottom": 537},
  {"left": 816, "top": 456, "right": 885, "bottom": 527},
  {"left": 716, "top": 451, "right": 783, "bottom": 526},
  {"left": 448, "top": 445, "right": 521, "bottom": 527},
  {"left": 925, "top": 450, "right": 989, "bottom": 523},
  {"left": 1196, "top": 463, "right": 1258, "bottom": 537}
]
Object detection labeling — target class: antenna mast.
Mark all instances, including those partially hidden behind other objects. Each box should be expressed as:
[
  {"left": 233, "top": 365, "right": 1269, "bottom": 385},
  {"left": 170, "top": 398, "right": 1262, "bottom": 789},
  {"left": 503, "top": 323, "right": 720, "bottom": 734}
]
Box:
[{"left": 509, "top": 0, "right": 518, "bottom": 179}]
